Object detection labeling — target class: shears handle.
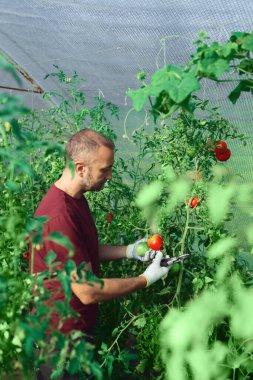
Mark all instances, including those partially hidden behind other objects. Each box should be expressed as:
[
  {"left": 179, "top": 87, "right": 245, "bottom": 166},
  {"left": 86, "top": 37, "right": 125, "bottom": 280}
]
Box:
[{"left": 160, "top": 254, "right": 189, "bottom": 267}]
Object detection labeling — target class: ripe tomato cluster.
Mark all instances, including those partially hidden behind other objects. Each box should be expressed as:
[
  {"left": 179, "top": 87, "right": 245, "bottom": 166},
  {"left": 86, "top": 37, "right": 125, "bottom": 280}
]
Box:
[{"left": 214, "top": 141, "right": 231, "bottom": 162}]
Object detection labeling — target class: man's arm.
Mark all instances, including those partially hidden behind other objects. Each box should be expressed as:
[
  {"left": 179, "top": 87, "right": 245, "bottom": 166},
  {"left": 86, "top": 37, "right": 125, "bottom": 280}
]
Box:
[
  {"left": 98, "top": 244, "right": 127, "bottom": 261},
  {"left": 71, "top": 275, "right": 147, "bottom": 304},
  {"left": 71, "top": 252, "right": 170, "bottom": 304},
  {"left": 71, "top": 261, "right": 147, "bottom": 304}
]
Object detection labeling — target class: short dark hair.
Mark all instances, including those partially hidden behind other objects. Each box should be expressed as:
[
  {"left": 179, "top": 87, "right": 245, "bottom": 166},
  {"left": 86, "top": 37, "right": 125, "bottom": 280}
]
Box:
[{"left": 65, "top": 129, "right": 115, "bottom": 162}]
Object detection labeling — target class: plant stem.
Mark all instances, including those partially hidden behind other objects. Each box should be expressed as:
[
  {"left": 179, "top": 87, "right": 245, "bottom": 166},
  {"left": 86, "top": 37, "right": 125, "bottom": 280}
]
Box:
[
  {"left": 30, "top": 244, "right": 35, "bottom": 275},
  {"left": 100, "top": 315, "right": 139, "bottom": 368},
  {"left": 172, "top": 204, "right": 191, "bottom": 306},
  {"left": 122, "top": 108, "right": 135, "bottom": 141}
]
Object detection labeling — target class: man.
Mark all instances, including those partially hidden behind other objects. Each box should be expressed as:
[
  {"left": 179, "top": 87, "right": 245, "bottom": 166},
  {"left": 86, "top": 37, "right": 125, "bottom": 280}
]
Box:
[{"left": 31, "top": 129, "right": 170, "bottom": 377}]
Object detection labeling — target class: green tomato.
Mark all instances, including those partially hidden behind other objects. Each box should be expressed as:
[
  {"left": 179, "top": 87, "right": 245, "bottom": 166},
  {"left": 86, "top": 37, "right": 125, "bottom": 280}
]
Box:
[
  {"left": 170, "top": 263, "right": 181, "bottom": 273},
  {"left": 136, "top": 242, "right": 149, "bottom": 256}
]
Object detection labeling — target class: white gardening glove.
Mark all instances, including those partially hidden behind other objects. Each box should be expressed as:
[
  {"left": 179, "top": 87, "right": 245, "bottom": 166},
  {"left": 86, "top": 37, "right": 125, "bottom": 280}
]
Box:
[
  {"left": 126, "top": 238, "right": 156, "bottom": 262},
  {"left": 140, "top": 251, "right": 171, "bottom": 287}
]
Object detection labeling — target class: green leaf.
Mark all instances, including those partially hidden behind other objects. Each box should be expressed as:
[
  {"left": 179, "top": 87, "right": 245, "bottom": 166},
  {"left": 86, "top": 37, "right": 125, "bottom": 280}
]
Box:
[
  {"left": 68, "top": 358, "right": 80, "bottom": 374},
  {"left": 136, "top": 359, "right": 148, "bottom": 373},
  {"left": 219, "top": 42, "right": 235, "bottom": 57},
  {"left": 236, "top": 183, "right": 253, "bottom": 209},
  {"left": 44, "top": 250, "right": 57, "bottom": 265},
  {"left": 53, "top": 301, "right": 65, "bottom": 315},
  {"left": 228, "top": 79, "right": 253, "bottom": 104},
  {"left": 204, "top": 276, "right": 213, "bottom": 284},
  {"left": 238, "top": 59, "right": 253, "bottom": 75},
  {"left": 48, "top": 232, "right": 74, "bottom": 257},
  {"left": 0, "top": 276, "right": 8, "bottom": 307},
  {"left": 45, "top": 143, "right": 64, "bottom": 157},
  {"left": 90, "top": 362, "right": 103, "bottom": 380},
  {"left": 201, "top": 57, "right": 230, "bottom": 78},
  {"left": 85, "top": 270, "right": 103, "bottom": 288},
  {"left": 51, "top": 365, "right": 64, "bottom": 379},
  {"left": 136, "top": 180, "right": 163, "bottom": 209},
  {"left": 77, "top": 261, "right": 87, "bottom": 279},
  {"left": 75, "top": 339, "right": 86, "bottom": 356},
  {"left": 186, "top": 343, "right": 227, "bottom": 379},
  {"left": 57, "top": 272, "right": 71, "bottom": 300},
  {"left": 230, "top": 31, "right": 247, "bottom": 41},
  {"left": 168, "top": 71, "right": 200, "bottom": 103},
  {"left": 5, "top": 179, "right": 19, "bottom": 192},
  {"left": 207, "top": 183, "right": 235, "bottom": 224},
  {"left": 165, "top": 179, "right": 192, "bottom": 215},
  {"left": 133, "top": 316, "right": 146, "bottom": 328},
  {"left": 156, "top": 285, "right": 171, "bottom": 295},
  {"left": 230, "top": 276, "right": 253, "bottom": 339},
  {"left": 197, "top": 30, "right": 210, "bottom": 40},
  {"left": 15, "top": 159, "right": 34, "bottom": 176},
  {"left": 24, "top": 337, "right": 34, "bottom": 357},
  {"left": 136, "top": 71, "right": 146, "bottom": 81},
  {"left": 111, "top": 327, "right": 119, "bottom": 337},
  {"left": 242, "top": 34, "right": 253, "bottom": 51},
  {"left": 64, "top": 259, "right": 76, "bottom": 275},
  {"left": 161, "top": 165, "right": 177, "bottom": 182},
  {"left": 245, "top": 224, "right": 253, "bottom": 246},
  {"left": 207, "top": 237, "right": 238, "bottom": 259},
  {"left": 127, "top": 87, "right": 149, "bottom": 112},
  {"left": 152, "top": 65, "right": 180, "bottom": 83},
  {"left": 66, "top": 158, "right": 75, "bottom": 178},
  {"left": 11, "top": 118, "right": 24, "bottom": 141}
]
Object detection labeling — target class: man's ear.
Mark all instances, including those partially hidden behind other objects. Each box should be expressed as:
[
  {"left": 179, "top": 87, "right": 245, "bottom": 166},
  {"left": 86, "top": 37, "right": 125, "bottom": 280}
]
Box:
[{"left": 75, "top": 162, "right": 88, "bottom": 177}]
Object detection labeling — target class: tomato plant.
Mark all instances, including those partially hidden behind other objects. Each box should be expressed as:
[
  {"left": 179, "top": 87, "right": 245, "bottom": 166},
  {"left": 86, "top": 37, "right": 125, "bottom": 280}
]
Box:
[{"left": 2, "top": 30, "right": 253, "bottom": 380}]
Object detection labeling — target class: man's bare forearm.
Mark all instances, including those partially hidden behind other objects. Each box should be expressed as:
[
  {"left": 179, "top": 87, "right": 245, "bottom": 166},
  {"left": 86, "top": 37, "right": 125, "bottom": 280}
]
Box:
[
  {"left": 98, "top": 244, "right": 127, "bottom": 261},
  {"left": 71, "top": 275, "right": 147, "bottom": 304}
]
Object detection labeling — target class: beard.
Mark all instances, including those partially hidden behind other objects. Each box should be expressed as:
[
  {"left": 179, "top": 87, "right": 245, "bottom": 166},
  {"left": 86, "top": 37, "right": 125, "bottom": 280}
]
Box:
[{"left": 81, "top": 171, "right": 107, "bottom": 192}]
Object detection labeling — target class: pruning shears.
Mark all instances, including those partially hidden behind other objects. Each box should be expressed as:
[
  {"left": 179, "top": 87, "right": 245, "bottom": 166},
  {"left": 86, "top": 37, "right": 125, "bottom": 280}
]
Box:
[{"left": 160, "top": 253, "right": 189, "bottom": 267}]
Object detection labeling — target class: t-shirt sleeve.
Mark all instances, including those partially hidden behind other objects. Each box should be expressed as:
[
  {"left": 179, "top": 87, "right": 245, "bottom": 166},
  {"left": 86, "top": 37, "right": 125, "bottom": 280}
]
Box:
[{"left": 35, "top": 213, "right": 91, "bottom": 272}]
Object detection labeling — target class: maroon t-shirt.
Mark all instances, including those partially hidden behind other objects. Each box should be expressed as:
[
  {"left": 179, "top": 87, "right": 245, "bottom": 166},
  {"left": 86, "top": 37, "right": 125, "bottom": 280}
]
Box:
[{"left": 30, "top": 184, "right": 100, "bottom": 334}]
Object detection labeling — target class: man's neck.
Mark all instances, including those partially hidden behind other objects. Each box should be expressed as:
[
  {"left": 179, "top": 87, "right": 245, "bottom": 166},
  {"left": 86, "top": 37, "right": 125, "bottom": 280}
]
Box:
[{"left": 55, "top": 175, "right": 83, "bottom": 199}]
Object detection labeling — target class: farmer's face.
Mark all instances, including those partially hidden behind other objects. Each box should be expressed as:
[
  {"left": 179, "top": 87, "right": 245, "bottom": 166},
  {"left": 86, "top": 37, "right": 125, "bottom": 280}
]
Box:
[{"left": 81, "top": 145, "right": 114, "bottom": 191}]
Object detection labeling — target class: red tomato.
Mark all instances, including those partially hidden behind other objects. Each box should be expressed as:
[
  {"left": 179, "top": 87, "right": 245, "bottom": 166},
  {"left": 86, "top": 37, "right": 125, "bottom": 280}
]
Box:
[
  {"left": 215, "top": 141, "right": 228, "bottom": 156},
  {"left": 215, "top": 141, "right": 227, "bottom": 150},
  {"left": 216, "top": 148, "right": 231, "bottom": 162},
  {"left": 190, "top": 196, "right": 200, "bottom": 208},
  {"left": 107, "top": 212, "right": 113, "bottom": 223},
  {"left": 148, "top": 235, "right": 164, "bottom": 251},
  {"left": 22, "top": 252, "right": 29, "bottom": 259}
]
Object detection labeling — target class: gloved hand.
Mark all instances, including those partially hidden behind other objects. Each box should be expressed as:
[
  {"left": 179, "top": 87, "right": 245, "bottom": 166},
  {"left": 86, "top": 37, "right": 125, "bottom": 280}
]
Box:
[
  {"left": 126, "top": 237, "right": 156, "bottom": 262},
  {"left": 140, "top": 251, "right": 171, "bottom": 287}
]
